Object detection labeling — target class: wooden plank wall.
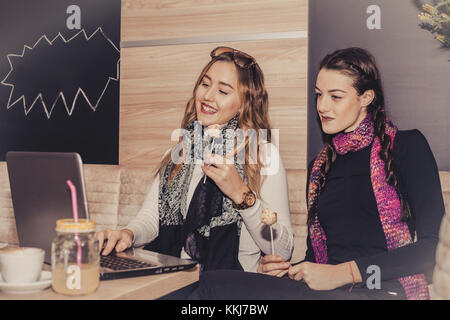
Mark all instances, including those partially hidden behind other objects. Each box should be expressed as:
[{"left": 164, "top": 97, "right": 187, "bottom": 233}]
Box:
[{"left": 119, "top": 0, "right": 308, "bottom": 169}]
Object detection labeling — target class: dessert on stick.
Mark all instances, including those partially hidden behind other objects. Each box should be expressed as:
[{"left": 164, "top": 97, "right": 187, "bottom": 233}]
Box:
[{"left": 260, "top": 208, "right": 278, "bottom": 255}]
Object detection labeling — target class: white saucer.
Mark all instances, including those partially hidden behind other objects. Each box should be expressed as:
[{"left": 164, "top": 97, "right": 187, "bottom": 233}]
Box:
[{"left": 0, "top": 271, "right": 52, "bottom": 294}]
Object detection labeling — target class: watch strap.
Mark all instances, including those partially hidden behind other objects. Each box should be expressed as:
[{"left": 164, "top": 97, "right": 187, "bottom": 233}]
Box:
[{"left": 233, "top": 189, "right": 256, "bottom": 210}]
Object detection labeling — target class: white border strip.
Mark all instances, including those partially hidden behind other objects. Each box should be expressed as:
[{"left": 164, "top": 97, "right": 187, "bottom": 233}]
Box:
[{"left": 121, "top": 31, "right": 308, "bottom": 48}]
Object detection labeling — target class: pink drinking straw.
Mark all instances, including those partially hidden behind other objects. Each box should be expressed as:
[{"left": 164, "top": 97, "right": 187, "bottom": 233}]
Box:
[
  {"left": 66, "top": 180, "right": 78, "bottom": 222},
  {"left": 66, "top": 180, "right": 82, "bottom": 270}
]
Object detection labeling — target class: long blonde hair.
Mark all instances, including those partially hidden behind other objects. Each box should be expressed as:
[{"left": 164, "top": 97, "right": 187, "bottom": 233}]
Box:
[{"left": 157, "top": 51, "right": 271, "bottom": 198}]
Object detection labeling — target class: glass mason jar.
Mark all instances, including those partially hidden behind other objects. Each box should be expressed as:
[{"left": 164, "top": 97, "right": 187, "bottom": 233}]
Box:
[{"left": 51, "top": 219, "right": 99, "bottom": 295}]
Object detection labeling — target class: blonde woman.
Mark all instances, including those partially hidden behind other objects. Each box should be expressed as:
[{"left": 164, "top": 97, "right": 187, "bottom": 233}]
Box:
[{"left": 96, "top": 47, "right": 293, "bottom": 272}]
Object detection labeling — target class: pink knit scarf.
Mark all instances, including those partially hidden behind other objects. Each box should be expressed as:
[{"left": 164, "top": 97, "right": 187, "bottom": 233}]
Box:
[{"left": 307, "top": 114, "right": 430, "bottom": 300}]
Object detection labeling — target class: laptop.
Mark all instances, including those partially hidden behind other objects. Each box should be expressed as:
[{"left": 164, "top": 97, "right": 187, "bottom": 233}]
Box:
[{"left": 6, "top": 151, "right": 197, "bottom": 280}]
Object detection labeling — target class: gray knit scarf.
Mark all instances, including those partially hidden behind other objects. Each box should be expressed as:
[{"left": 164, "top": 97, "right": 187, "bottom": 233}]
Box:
[{"left": 158, "top": 114, "right": 244, "bottom": 246}]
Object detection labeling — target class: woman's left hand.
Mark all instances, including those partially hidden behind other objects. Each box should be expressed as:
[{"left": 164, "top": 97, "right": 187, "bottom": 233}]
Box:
[
  {"left": 288, "top": 261, "right": 356, "bottom": 291},
  {"left": 202, "top": 153, "right": 248, "bottom": 204}
]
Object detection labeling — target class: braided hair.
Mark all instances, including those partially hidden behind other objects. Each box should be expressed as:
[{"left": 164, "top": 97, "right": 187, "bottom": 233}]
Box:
[{"left": 307, "top": 47, "right": 410, "bottom": 226}]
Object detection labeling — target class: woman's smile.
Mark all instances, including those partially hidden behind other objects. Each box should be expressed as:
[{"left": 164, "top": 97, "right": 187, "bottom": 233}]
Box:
[{"left": 200, "top": 102, "right": 218, "bottom": 115}]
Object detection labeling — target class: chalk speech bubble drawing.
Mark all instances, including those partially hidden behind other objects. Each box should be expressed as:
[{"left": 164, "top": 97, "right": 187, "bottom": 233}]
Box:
[{"left": 1, "top": 27, "right": 120, "bottom": 119}]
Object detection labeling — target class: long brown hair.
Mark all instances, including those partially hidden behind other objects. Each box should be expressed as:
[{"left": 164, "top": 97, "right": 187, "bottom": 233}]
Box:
[
  {"left": 307, "top": 47, "right": 411, "bottom": 225},
  {"left": 157, "top": 50, "right": 272, "bottom": 198}
]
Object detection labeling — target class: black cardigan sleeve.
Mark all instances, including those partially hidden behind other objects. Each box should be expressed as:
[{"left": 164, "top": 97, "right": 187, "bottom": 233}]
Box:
[{"left": 354, "top": 129, "right": 445, "bottom": 283}]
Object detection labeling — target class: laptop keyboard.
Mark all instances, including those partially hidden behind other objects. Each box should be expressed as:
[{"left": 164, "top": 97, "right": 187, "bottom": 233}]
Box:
[{"left": 100, "top": 254, "right": 156, "bottom": 271}]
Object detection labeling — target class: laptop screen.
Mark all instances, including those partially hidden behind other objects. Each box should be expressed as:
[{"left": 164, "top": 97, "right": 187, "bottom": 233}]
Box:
[{"left": 6, "top": 151, "right": 89, "bottom": 263}]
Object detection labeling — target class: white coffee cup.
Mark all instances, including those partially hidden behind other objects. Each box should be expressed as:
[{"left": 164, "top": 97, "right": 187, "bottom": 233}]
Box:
[{"left": 0, "top": 247, "right": 45, "bottom": 283}]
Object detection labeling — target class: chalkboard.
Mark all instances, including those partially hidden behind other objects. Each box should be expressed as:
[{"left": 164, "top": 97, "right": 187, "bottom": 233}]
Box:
[
  {"left": 0, "top": 0, "right": 121, "bottom": 164},
  {"left": 308, "top": 0, "right": 450, "bottom": 171}
]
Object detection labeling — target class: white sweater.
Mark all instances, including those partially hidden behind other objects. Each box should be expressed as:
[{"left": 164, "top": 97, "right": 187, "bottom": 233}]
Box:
[{"left": 125, "top": 143, "right": 294, "bottom": 272}]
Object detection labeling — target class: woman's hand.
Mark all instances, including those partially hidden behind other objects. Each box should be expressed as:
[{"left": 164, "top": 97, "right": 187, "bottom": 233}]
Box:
[
  {"left": 288, "top": 261, "right": 361, "bottom": 291},
  {"left": 257, "top": 255, "right": 291, "bottom": 277},
  {"left": 95, "top": 228, "right": 134, "bottom": 256},
  {"left": 202, "top": 154, "right": 249, "bottom": 204}
]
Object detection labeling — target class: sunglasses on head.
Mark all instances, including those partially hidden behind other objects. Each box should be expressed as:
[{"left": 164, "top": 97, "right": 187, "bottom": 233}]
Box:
[{"left": 210, "top": 46, "right": 257, "bottom": 70}]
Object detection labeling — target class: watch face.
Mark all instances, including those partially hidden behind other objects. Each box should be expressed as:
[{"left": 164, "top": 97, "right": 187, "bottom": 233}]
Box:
[{"left": 245, "top": 192, "right": 256, "bottom": 206}]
